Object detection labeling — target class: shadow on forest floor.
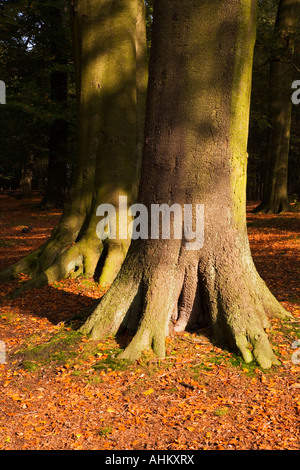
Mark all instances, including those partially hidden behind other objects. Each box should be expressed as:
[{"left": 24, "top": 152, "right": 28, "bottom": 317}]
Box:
[{"left": 0, "top": 195, "right": 299, "bottom": 451}]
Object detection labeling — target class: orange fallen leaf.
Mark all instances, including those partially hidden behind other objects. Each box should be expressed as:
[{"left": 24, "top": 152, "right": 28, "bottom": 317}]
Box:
[{"left": 10, "top": 394, "right": 22, "bottom": 401}]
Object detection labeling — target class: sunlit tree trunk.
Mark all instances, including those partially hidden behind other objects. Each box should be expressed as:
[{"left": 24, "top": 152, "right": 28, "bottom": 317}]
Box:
[
  {"left": 0, "top": 0, "right": 148, "bottom": 293},
  {"left": 253, "top": 0, "right": 300, "bottom": 214},
  {"left": 80, "top": 0, "right": 291, "bottom": 369}
]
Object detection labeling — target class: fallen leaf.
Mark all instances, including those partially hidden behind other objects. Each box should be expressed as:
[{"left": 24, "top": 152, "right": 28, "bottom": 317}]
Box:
[{"left": 289, "top": 383, "right": 300, "bottom": 389}]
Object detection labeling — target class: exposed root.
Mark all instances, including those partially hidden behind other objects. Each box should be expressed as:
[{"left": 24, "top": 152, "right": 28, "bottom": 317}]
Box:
[
  {"left": 259, "top": 279, "right": 294, "bottom": 320},
  {"left": 78, "top": 242, "right": 291, "bottom": 369},
  {"left": 118, "top": 268, "right": 179, "bottom": 361},
  {"left": 0, "top": 220, "right": 78, "bottom": 283},
  {"left": 7, "top": 235, "right": 131, "bottom": 299},
  {"left": 118, "top": 324, "right": 166, "bottom": 362},
  {"left": 202, "top": 261, "right": 288, "bottom": 369},
  {"left": 0, "top": 246, "right": 43, "bottom": 282},
  {"left": 97, "top": 239, "right": 130, "bottom": 288},
  {"left": 80, "top": 243, "right": 182, "bottom": 361},
  {"left": 0, "top": 197, "right": 88, "bottom": 283},
  {"left": 235, "top": 330, "right": 280, "bottom": 369},
  {"left": 252, "top": 198, "right": 295, "bottom": 214},
  {"left": 173, "top": 261, "right": 199, "bottom": 332},
  {"left": 79, "top": 258, "right": 143, "bottom": 339}
]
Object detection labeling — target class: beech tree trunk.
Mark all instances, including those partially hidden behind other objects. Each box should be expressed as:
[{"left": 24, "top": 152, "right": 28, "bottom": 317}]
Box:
[
  {"left": 253, "top": 0, "right": 300, "bottom": 214},
  {"left": 0, "top": 0, "right": 148, "bottom": 293},
  {"left": 80, "top": 0, "right": 291, "bottom": 369}
]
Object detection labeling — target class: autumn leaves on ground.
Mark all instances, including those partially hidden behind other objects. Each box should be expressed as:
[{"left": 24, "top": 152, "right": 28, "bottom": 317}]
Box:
[{"left": 0, "top": 192, "right": 299, "bottom": 451}]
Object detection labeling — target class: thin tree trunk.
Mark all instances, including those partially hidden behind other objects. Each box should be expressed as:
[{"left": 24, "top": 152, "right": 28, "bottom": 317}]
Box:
[
  {"left": 19, "top": 154, "right": 34, "bottom": 198},
  {"left": 41, "top": 4, "right": 69, "bottom": 209},
  {"left": 253, "top": 0, "right": 300, "bottom": 214},
  {"left": 80, "top": 0, "right": 291, "bottom": 369}
]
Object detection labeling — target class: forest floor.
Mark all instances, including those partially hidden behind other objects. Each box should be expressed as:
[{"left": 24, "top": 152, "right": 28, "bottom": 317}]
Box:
[{"left": 0, "top": 192, "right": 299, "bottom": 451}]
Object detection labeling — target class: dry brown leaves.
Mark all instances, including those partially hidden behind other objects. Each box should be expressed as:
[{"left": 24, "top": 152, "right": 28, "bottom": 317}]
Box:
[{"left": 0, "top": 194, "right": 299, "bottom": 450}]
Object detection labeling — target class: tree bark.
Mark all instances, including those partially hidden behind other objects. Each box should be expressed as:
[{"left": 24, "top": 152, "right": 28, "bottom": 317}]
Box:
[
  {"left": 80, "top": 0, "right": 291, "bottom": 369},
  {"left": 0, "top": 0, "right": 148, "bottom": 293},
  {"left": 19, "top": 154, "right": 34, "bottom": 198},
  {"left": 41, "top": 4, "right": 69, "bottom": 209},
  {"left": 253, "top": 0, "right": 300, "bottom": 214}
]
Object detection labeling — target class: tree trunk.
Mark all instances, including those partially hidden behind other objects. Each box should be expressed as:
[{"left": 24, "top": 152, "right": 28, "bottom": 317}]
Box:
[
  {"left": 19, "top": 154, "right": 34, "bottom": 198},
  {"left": 41, "top": 5, "right": 69, "bottom": 209},
  {"left": 0, "top": 0, "right": 148, "bottom": 292},
  {"left": 80, "top": 0, "right": 291, "bottom": 369},
  {"left": 253, "top": 0, "right": 300, "bottom": 214}
]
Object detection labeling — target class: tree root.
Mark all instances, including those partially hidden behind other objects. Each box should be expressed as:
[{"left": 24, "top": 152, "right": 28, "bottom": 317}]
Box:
[
  {"left": 252, "top": 198, "right": 295, "bottom": 214},
  {"left": 97, "top": 239, "right": 131, "bottom": 287},
  {"left": 79, "top": 261, "right": 143, "bottom": 340},
  {"left": 79, "top": 241, "right": 292, "bottom": 369},
  {"left": 7, "top": 235, "right": 130, "bottom": 298},
  {"left": 0, "top": 246, "right": 44, "bottom": 282},
  {"left": 0, "top": 214, "right": 81, "bottom": 283}
]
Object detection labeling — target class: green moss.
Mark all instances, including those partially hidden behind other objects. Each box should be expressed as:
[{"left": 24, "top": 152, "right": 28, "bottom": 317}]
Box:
[
  {"left": 93, "top": 355, "right": 129, "bottom": 372},
  {"left": 98, "top": 426, "right": 113, "bottom": 437},
  {"left": 0, "top": 240, "right": 15, "bottom": 247},
  {"left": 22, "top": 360, "right": 39, "bottom": 372},
  {"left": 17, "top": 328, "right": 82, "bottom": 370},
  {"left": 227, "top": 353, "right": 266, "bottom": 376},
  {"left": 214, "top": 407, "right": 229, "bottom": 417}
]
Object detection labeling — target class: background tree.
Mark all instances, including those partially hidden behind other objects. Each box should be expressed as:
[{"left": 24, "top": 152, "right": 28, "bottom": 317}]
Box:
[
  {"left": 40, "top": 1, "right": 70, "bottom": 208},
  {"left": 0, "top": 0, "right": 148, "bottom": 292},
  {"left": 252, "top": 0, "right": 300, "bottom": 213},
  {"left": 0, "top": 0, "right": 76, "bottom": 195},
  {"left": 247, "top": 0, "right": 279, "bottom": 201},
  {"left": 80, "top": 0, "right": 291, "bottom": 369},
  {"left": 145, "top": 0, "right": 153, "bottom": 54}
]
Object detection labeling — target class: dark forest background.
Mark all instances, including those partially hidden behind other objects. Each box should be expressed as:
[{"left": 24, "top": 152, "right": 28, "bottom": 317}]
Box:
[{"left": 0, "top": 0, "right": 299, "bottom": 205}]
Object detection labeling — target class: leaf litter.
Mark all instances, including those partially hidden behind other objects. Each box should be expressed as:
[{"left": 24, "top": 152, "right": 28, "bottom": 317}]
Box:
[{"left": 0, "top": 194, "right": 299, "bottom": 450}]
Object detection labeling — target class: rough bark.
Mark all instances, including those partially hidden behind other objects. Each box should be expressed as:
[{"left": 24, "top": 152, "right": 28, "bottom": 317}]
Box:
[
  {"left": 253, "top": 0, "right": 300, "bottom": 214},
  {"left": 0, "top": 0, "right": 148, "bottom": 294},
  {"left": 80, "top": 0, "right": 292, "bottom": 369}
]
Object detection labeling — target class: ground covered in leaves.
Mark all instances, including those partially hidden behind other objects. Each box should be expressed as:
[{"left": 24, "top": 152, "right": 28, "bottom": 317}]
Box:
[{"left": 0, "top": 192, "right": 299, "bottom": 450}]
